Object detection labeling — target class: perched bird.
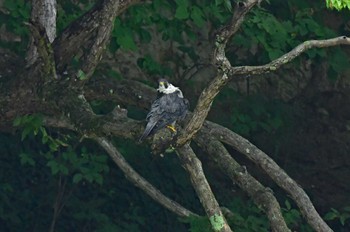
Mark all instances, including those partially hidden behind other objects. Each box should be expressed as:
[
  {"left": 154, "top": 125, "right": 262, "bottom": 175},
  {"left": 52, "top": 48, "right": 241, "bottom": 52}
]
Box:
[{"left": 139, "top": 79, "right": 189, "bottom": 142}]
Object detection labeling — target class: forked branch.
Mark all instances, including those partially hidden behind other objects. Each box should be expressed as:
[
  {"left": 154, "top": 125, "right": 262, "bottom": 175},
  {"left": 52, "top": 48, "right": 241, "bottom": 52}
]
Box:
[
  {"left": 205, "top": 121, "right": 333, "bottom": 232},
  {"left": 176, "top": 0, "right": 260, "bottom": 146},
  {"left": 194, "top": 133, "right": 291, "bottom": 232}
]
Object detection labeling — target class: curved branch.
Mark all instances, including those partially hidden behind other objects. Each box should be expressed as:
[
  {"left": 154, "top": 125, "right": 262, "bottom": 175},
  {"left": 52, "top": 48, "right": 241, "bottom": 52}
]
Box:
[
  {"left": 194, "top": 133, "right": 291, "bottom": 232},
  {"left": 205, "top": 121, "right": 333, "bottom": 232},
  {"left": 176, "top": 0, "right": 260, "bottom": 146},
  {"left": 229, "top": 36, "right": 350, "bottom": 77},
  {"left": 95, "top": 137, "right": 197, "bottom": 218},
  {"left": 176, "top": 144, "right": 232, "bottom": 232}
]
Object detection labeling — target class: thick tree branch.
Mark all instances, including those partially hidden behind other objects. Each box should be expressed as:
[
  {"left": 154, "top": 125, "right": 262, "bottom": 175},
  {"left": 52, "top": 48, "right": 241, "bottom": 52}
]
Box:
[
  {"left": 25, "top": 22, "right": 57, "bottom": 79},
  {"left": 228, "top": 36, "right": 350, "bottom": 77},
  {"left": 31, "top": 0, "right": 57, "bottom": 42},
  {"left": 27, "top": 0, "right": 57, "bottom": 66},
  {"left": 176, "top": 144, "right": 232, "bottom": 232},
  {"left": 53, "top": 0, "right": 140, "bottom": 73},
  {"left": 194, "top": 134, "right": 291, "bottom": 232},
  {"left": 84, "top": 77, "right": 156, "bottom": 110},
  {"left": 94, "top": 137, "right": 197, "bottom": 218},
  {"left": 80, "top": 0, "right": 130, "bottom": 79},
  {"left": 205, "top": 121, "right": 333, "bottom": 232}
]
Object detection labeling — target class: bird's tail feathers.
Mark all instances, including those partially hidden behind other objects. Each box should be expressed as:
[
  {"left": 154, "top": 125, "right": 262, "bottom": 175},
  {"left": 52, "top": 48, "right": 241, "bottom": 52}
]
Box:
[{"left": 139, "top": 123, "right": 156, "bottom": 142}]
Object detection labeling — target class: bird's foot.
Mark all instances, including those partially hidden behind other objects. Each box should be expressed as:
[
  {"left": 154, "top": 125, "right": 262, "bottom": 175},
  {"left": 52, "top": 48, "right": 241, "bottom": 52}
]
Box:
[{"left": 166, "top": 125, "right": 177, "bottom": 132}]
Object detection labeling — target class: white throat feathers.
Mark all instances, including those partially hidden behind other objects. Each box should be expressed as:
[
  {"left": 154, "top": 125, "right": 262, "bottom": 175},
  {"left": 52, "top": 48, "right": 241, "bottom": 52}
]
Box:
[{"left": 157, "top": 83, "right": 184, "bottom": 98}]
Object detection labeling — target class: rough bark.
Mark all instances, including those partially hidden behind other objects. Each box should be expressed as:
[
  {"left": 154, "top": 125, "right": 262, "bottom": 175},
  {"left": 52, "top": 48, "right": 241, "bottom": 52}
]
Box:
[
  {"left": 31, "top": 0, "right": 57, "bottom": 42},
  {"left": 205, "top": 121, "right": 333, "bottom": 232},
  {"left": 27, "top": 0, "right": 56, "bottom": 66},
  {"left": 53, "top": 0, "right": 140, "bottom": 73},
  {"left": 177, "top": 144, "right": 232, "bottom": 232},
  {"left": 195, "top": 133, "right": 291, "bottom": 232}
]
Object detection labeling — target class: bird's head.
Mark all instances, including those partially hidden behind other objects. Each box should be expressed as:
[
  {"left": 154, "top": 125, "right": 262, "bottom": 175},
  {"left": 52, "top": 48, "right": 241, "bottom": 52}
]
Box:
[
  {"left": 158, "top": 79, "right": 169, "bottom": 90},
  {"left": 157, "top": 79, "right": 180, "bottom": 95}
]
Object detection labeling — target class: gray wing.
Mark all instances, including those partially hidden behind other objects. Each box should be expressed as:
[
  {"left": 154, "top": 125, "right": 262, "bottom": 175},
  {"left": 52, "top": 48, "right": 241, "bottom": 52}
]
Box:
[{"left": 139, "top": 92, "right": 189, "bottom": 141}]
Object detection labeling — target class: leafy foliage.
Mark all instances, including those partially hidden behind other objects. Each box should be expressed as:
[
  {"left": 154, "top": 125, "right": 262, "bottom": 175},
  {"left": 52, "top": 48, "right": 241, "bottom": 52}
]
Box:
[
  {"left": 326, "top": 0, "right": 350, "bottom": 10},
  {"left": 324, "top": 207, "right": 350, "bottom": 226},
  {"left": 184, "top": 198, "right": 315, "bottom": 232},
  {"left": 0, "top": 0, "right": 30, "bottom": 53},
  {"left": 282, "top": 200, "right": 313, "bottom": 232}
]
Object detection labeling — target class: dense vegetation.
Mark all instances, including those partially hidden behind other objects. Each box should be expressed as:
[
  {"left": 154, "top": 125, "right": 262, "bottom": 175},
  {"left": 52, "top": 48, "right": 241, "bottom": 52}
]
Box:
[{"left": 0, "top": 0, "right": 350, "bottom": 231}]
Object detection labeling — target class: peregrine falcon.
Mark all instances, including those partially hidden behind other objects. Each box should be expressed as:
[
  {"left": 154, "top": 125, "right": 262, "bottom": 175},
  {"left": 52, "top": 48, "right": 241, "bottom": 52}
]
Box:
[{"left": 139, "top": 79, "right": 189, "bottom": 142}]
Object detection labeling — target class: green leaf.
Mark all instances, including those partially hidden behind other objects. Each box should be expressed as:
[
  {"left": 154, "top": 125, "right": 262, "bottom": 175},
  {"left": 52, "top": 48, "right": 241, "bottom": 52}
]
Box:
[
  {"left": 324, "top": 211, "right": 337, "bottom": 220},
  {"left": 340, "top": 213, "right": 350, "bottom": 225},
  {"left": 47, "top": 160, "right": 60, "bottom": 175},
  {"left": 117, "top": 35, "right": 137, "bottom": 51},
  {"left": 48, "top": 141, "right": 59, "bottom": 151},
  {"left": 209, "top": 214, "right": 225, "bottom": 231},
  {"left": 215, "top": 0, "right": 224, "bottom": 6},
  {"left": 59, "top": 165, "right": 69, "bottom": 175},
  {"left": 285, "top": 200, "right": 291, "bottom": 210},
  {"left": 77, "top": 69, "right": 87, "bottom": 80},
  {"left": 94, "top": 173, "right": 104, "bottom": 185},
  {"left": 223, "top": 0, "right": 232, "bottom": 12},
  {"left": 191, "top": 6, "right": 205, "bottom": 27},
  {"left": 329, "top": 49, "right": 349, "bottom": 73},
  {"left": 175, "top": 6, "right": 189, "bottom": 19},
  {"left": 21, "top": 126, "right": 32, "bottom": 141},
  {"left": 19, "top": 153, "right": 35, "bottom": 166},
  {"left": 13, "top": 117, "right": 22, "bottom": 126},
  {"left": 73, "top": 173, "right": 83, "bottom": 183},
  {"left": 175, "top": 0, "right": 189, "bottom": 19}
]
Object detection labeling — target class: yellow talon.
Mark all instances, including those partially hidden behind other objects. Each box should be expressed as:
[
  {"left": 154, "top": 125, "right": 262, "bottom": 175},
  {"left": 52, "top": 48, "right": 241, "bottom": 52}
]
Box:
[{"left": 166, "top": 125, "right": 177, "bottom": 132}]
